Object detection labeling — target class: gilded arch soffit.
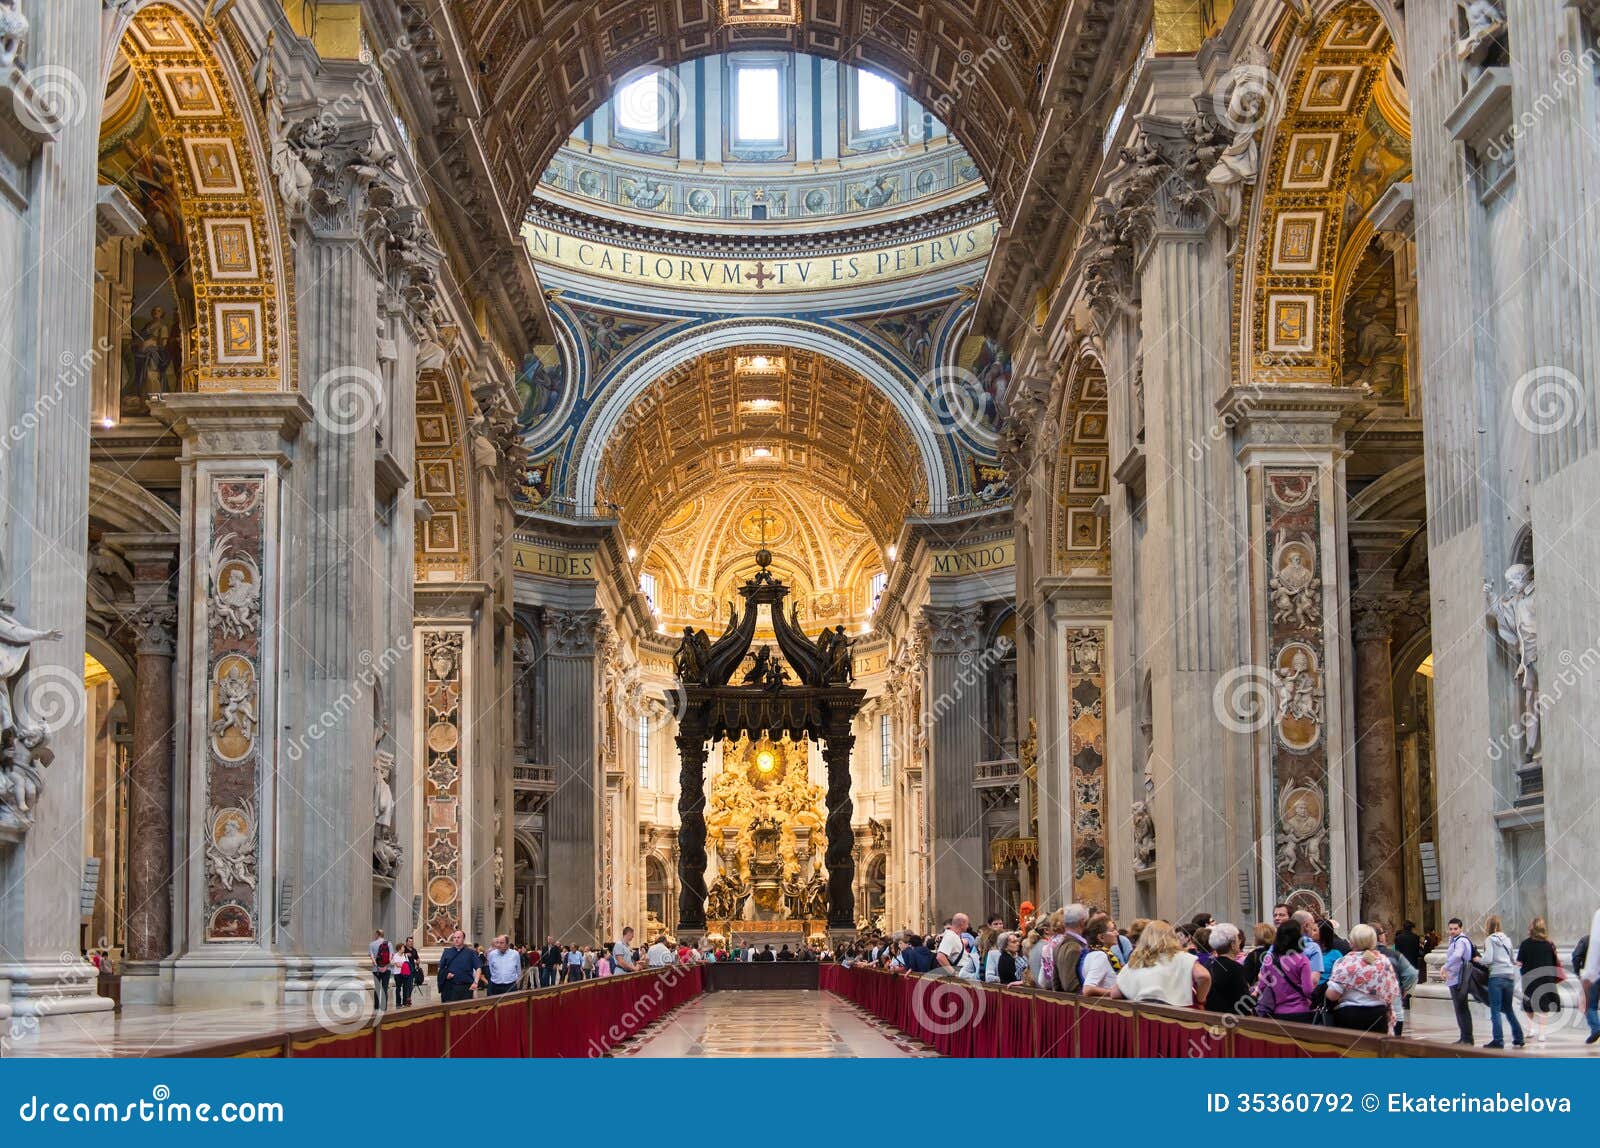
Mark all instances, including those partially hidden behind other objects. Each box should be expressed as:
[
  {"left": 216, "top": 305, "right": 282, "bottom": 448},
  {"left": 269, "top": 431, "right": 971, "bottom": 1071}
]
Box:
[
  {"left": 1053, "top": 353, "right": 1109, "bottom": 573},
  {"left": 108, "top": 3, "right": 293, "bottom": 391},
  {"left": 1244, "top": 1, "right": 1405, "bottom": 387},
  {"left": 415, "top": 369, "right": 475, "bottom": 578}
]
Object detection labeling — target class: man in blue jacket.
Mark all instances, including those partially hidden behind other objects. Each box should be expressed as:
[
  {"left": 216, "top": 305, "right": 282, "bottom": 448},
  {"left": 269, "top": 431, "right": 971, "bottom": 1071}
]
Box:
[{"left": 437, "top": 929, "right": 483, "bottom": 1002}]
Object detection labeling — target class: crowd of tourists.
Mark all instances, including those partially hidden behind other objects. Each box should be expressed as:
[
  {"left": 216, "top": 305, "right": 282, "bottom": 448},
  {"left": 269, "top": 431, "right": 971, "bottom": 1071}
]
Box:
[
  {"left": 833, "top": 904, "right": 1600, "bottom": 1047},
  {"left": 363, "top": 923, "right": 828, "bottom": 1009}
]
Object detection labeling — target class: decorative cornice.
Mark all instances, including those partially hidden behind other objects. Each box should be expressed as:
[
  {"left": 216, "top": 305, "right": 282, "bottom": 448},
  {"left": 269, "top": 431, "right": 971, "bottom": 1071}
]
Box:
[
  {"left": 543, "top": 608, "right": 606, "bottom": 657},
  {"left": 922, "top": 605, "right": 984, "bottom": 654}
]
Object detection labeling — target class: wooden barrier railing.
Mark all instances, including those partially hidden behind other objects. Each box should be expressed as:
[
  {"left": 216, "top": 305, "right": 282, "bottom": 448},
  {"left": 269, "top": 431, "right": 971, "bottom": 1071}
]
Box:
[
  {"left": 166, "top": 966, "right": 703, "bottom": 1059},
  {"left": 819, "top": 964, "right": 1498, "bottom": 1058}
]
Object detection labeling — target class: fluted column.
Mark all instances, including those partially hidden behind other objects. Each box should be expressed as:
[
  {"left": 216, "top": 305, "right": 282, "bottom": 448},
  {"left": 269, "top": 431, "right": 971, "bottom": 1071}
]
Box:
[
  {"left": 543, "top": 609, "right": 602, "bottom": 939},
  {"left": 0, "top": 0, "right": 112, "bottom": 1022},
  {"left": 922, "top": 605, "right": 987, "bottom": 920}
]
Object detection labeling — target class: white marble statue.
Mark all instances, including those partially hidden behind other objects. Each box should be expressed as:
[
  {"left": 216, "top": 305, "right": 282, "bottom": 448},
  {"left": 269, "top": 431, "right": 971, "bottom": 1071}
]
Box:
[
  {"left": 1269, "top": 540, "right": 1321, "bottom": 628},
  {"left": 205, "top": 801, "right": 258, "bottom": 889},
  {"left": 0, "top": 609, "right": 61, "bottom": 742},
  {"left": 1206, "top": 70, "right": 1266, "bottom": 229},
  {"left": 0, "top": 0, "right": 27, "bottom": 73},
  {"left": 1456, "top": 0, "right": 1506, "bottom": 61},
  {"left": 373, "top": 749, "right": 396, "bottom": 831},
  {"left": 208, "top": 533, "right": 261, "bottom": 639},
  {"left": 1485, "top": 563, "right": 1539, "bottom": 758}
]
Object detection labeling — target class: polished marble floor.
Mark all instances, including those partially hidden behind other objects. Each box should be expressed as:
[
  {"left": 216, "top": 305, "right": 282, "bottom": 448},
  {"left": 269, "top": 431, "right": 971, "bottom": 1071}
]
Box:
[
  {"left": 3, "top": 1002, "right": 330, "bottom": 1058},
  {"left": 615, "top": 990, "right": 935, "bottom": 1058}
]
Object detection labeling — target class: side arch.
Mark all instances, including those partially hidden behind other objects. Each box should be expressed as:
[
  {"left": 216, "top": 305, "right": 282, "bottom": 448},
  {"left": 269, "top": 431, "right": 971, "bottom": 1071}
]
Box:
[{"left": 572, "top": 319, "right": 952, "bottom": 513}]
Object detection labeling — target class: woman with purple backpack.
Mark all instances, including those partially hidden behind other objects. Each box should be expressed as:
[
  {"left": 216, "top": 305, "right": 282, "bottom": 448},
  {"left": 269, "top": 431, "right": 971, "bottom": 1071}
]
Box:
[{"left": 1254, "top": 920, "right": 1319, "bottom": 1025}]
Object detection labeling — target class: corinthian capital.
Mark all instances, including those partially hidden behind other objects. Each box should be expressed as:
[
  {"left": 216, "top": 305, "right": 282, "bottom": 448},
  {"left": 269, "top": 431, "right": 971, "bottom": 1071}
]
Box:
[
  {"left": 542, "top": 608, "right": 605, "bottom": 656},
  {"left": 923, "top": 606, "right": 984, "bottom": 654},
  {"left": 122, "top": 601, "right": 178, "bottom": 658}
]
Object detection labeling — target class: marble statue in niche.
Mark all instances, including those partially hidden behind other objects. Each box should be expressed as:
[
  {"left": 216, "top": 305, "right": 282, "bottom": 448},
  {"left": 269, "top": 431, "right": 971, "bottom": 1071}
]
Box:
[
  {"left": 373, "top": 747, "right": 401, "bottom": 877},
  {"left": 0, "top": 0, "right": 27, "bottom": 72},
  {"left": 1456, "top": 0, "right": 1507, "bottom": 64},
  {"left": 1485, "top": 563, "right": 1539, "bottom": 759},
  {"left": 1131, "top": 800, "right": 1155, "bottom": 870}
]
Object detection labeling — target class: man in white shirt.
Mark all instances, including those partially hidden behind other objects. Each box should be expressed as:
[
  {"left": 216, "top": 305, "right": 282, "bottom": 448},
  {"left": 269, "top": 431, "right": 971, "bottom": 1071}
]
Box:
[
  {"left": 646, "top": 935, "right": 674, "bottom": 967},
  {"left": 485, "top": 934, "right": 522, "bottom": 995},
  {"left": 1582, "top": 907, "right": 1600, "bottom": 1043},
  {"left": 612, "top": 926, "right": 638, "bottom": 972},
  {"left": 936, "top": 913, "right": 968, "bottom": 975}
]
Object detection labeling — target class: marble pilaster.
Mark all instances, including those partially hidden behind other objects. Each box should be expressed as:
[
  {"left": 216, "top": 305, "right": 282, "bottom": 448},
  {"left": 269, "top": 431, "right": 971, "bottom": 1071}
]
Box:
[
  {"left": 0, "top": 0, "right": 113, "bottom": 1024},
  {"left": 921, "top": 605, "right": 987, "bottom": 920},
  {"left": 543, "top": 608, "right": 603, "bottom": 939}
]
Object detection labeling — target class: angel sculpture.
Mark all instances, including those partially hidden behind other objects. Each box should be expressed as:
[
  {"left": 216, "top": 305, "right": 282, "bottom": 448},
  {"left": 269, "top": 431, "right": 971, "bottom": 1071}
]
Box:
[
  {"left": 206, "top": 801, "right": 258, "bottom": 889},
  {"left": 210, "top": 663, "right": 258, "bottom": 742}
]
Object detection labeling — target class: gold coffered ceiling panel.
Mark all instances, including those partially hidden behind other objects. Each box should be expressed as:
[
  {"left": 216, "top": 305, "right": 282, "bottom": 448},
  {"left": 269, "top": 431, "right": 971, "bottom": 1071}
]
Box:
[{"left": 598, "top": 346, "right": 922, "bottom": 550}]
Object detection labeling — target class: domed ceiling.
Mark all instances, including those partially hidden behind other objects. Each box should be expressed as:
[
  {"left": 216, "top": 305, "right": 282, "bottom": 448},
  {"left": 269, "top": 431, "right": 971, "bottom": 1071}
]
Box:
[{"left": 535, "top": 51, "right": 986, "bottom": 232}]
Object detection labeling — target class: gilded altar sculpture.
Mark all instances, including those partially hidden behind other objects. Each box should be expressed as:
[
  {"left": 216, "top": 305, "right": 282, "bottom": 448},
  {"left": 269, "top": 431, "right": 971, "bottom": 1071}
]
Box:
[{"left": 704, "top": 732, "right": 829, "bottom": 922}]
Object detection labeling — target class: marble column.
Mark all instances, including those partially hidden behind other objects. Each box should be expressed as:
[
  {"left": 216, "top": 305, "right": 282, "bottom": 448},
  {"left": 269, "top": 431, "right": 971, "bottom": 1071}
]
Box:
[
  {"left": 823, "top": 729, "right": 856, "bottom": 928},
  {"left": 115, "top": 540, "right": 179, "bottom": 967},
  {"left": 922, "top": 605, "right": 987, "bottom": 920},
  {"left": 1351, "top": 593, "right": 1408, "bottom": 929},
  {"left": 543, "top": 608, "right": 603, "bottom": 939}
]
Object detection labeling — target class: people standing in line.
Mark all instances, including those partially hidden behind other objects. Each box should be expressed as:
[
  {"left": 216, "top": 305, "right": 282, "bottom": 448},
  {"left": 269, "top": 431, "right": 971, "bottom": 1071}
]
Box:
[
  {"left": 1442, "top": 916, "right": 1476, "bottom": 1045},
  {"left": 437, "top": 929, "right": 483, "bottom": 1002},
  {"left": 1393, "top": 919, "right": 1424, "bottom": 975},
  {"left": 1079, "top": 914, "right": 1122, "bottom": 999},
  {"left": 392, "top": 936, "right": 417, "bottom": 1007},
  {"left": 369, "top": 929, "right": 392, "bottom": 1010},
  {"left": 1324, "top": 924, "right": 1400, "bottom": 1034},
  {"left": 611, "top": 927, "right": 638, "bottom": 973},
  {"left": 1051, "top": 904, "right": 1091, "bottom": 994},
  {"left": 1243, "top": 923, "right": 1275, "bottom": 985},
  {"left": 1480, "top": 914, "right": 1525, "bottom": 1048},
  {"left": 1516, "top": 917, "right": 1563, "bottom": 1045},
  {"left": 1112, "top": 919, "right": 1210, "bottom": 1007},
  {"left": 538, "top": 936, "right": 561, "bottom": 987},
  {"left": 1373, "top": 923, "right": 1417, "bottom": 1036},
  {"left": 1204, "top": 923, "right": 1251, "bottom": 1016},
  {"left": 1254, "top": 920, "right": 1318, "bottom": 1025},
  {"left": 485, "top": 934, "right": 522, "bottom": 996}
]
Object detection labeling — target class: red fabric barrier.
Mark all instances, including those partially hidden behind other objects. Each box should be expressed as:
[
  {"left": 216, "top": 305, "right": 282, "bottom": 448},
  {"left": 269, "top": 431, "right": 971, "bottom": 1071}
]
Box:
[
  {"left": 1034, "top": 995, "right": 1075, "bottom": 1057},
  {"left": 288, "top": 1028, "right": 375, "bottom": 1058},
  {"left": 379, "top": 1011, "right": 446, "bottom": 1058},
  {"left": 447, "top": 1000, "right": 519, "bottom": 1058}
]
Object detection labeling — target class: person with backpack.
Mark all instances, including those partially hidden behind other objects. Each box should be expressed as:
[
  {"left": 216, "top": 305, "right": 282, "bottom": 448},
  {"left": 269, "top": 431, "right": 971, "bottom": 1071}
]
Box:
[
  {"left": 369, "top": 929, "right": 393, "bottom": 1010},
  {"left": 1442, "top": 917, "right": 1476, "bottom": 1045},
  {"left": 1481, "top": 915, "right": 1525, "bottom": 1048}
]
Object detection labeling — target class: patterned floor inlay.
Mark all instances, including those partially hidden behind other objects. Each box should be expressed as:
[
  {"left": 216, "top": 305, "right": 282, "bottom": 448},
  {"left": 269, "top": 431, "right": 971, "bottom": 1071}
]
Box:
[{"left": 615, "top": 990, "right": 938, "bottom": 1058}]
